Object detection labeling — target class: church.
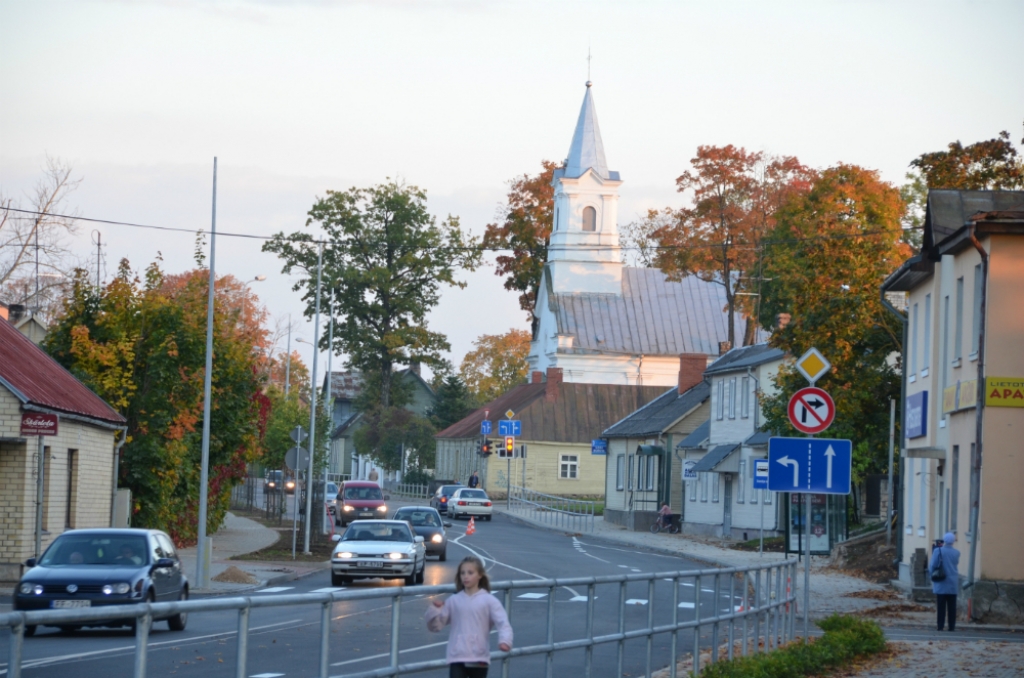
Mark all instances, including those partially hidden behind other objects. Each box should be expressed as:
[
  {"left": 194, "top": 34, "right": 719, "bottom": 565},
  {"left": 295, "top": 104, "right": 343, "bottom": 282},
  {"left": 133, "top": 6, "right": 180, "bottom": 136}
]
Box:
[{"left": 527, "top": 81, "right": 742, "bottom": 386}]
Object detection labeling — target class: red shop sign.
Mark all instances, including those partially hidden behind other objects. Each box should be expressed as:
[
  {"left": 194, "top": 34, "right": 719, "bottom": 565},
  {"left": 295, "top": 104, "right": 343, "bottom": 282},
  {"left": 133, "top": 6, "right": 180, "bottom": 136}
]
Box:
[{"left": 20, "top": 412, "right": 59, "bottom": 436}]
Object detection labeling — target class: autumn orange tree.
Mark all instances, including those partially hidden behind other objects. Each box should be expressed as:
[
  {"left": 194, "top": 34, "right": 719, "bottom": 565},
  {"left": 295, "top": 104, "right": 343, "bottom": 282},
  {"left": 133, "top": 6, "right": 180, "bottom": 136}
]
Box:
[
  {"left": 459, "top": 328, "right": 532, "bottom": 403},
  {"left": 654, "top": 146, "right": 814, "bottom": 347},
  {"left": 758, "top": 165, "right": 912, "bottom": 480},
  {"left": 44, "top": 260, "right": 270, "bottom": 545},
  {"left": 482, "top": 161, "right": 556, "bottom": 334},
  {"left": 910, "top": 126, "right": 1023, "bottom": 190}
]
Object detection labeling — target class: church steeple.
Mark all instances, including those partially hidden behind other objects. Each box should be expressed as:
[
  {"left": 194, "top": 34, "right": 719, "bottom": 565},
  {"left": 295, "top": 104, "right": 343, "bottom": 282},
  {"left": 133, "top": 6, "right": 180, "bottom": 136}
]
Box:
[{"left": 564, "top": 81, "right": 609, "bottom": 179}]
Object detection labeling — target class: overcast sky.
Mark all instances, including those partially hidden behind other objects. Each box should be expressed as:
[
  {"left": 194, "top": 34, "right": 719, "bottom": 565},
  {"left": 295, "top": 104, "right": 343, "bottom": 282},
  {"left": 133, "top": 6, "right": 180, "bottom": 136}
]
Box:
[{"left": 2, "top": 0, "right": 1022, "bottom": 382}]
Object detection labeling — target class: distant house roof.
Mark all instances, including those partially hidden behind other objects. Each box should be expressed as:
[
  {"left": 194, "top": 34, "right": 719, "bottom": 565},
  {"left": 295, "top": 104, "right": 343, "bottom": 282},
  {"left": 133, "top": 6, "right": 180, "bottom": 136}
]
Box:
[
  {"left": 325, "top": 367, "right": 433, "bottom": 402},
  {"left": 745, "top": 430, "right": 774, "bottom": 446},
  {"left": 436, "top": 381, "right": 665, "bottom": 444},
  {"left": 330, "top": 412, "right": 361, "bottom": 440},
  {"left": 703, "top": 343, "right": 785, "bottom": 377},
  {"left": 546, "top": 267, "right": 751, "bottom": 357},
  {"left": 603, "top": 382, "right": 710, "bottom": 438},
  {"left": 676, "top": 420, "right": 710, "bottom": 449},
  {"left": 0, "top": 319, "right": 126, "bottom": 428},
  {"left": 691, "top": 443, "right": 740, "bottom": 472},
  {"left": 924, "top": 189, "right": 1024, "bottom": 252}
]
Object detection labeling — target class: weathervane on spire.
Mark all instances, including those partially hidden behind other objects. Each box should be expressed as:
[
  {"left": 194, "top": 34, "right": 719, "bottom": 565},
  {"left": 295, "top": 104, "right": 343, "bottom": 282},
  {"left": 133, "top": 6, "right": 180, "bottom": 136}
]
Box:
[{"left": 587, "top": 45, "right": 592, "bottom": 86}]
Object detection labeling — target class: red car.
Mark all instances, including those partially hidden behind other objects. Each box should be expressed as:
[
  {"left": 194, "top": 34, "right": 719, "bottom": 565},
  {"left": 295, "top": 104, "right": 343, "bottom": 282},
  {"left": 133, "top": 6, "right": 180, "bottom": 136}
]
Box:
[{"left": 335, "top": 481, "right": 389, "bottom": 526}]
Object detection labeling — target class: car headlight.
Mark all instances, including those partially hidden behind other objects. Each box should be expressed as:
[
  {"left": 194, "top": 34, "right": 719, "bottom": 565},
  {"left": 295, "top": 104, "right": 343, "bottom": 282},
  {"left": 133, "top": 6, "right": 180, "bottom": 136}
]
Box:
[
  {"left": 431, "top": 534, "right": 443, "bottom": 543},
  {"left": 387, "top": 552, "right": 406, "bottom": 560},
  {"left": 19, "top": 583, "right": 33, "bottom": 595},
  {"left": 33, "top": 584, "right": 44, "bottom": 595},
  {"left": 102, "top": 583, "right": 130, "bottom": 595},
  {"left": 335, "top": 551, "right": 354, "bottom": 559},
  {"left": 377, "top": 505, "right": 388, "bottom": 512},
  {"left": 343, "top": 505, "right": 355, "bottom": 512}
]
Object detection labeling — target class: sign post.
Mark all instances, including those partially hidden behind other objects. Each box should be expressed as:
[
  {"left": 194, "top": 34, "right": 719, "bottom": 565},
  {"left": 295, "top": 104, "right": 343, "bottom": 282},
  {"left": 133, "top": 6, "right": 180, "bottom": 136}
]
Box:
[
  {"left": 288, "top": 426, "right": 308, "bottom": 560},
  {"left": 753, "top": 459, "right": 769, "bottom": 556},
  {"left": 23, "top": 413, "right": 58, "bottom": 560}
]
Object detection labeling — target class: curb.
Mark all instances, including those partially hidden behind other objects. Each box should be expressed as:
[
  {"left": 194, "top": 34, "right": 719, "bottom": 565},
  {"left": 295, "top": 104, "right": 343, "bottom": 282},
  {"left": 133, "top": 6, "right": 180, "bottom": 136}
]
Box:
[{"left": 192, "top": 561, "right": 332, "bottom": 596}]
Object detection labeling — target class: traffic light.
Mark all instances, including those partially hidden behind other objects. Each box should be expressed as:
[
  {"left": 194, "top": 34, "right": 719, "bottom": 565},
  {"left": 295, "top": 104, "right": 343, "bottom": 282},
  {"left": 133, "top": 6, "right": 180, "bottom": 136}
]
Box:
[
  {"left": 505, "top": 436, "right": 514, "bottom": 454},
  {"left": 478, "top": 438, "right": 493, "bottom": 456}
]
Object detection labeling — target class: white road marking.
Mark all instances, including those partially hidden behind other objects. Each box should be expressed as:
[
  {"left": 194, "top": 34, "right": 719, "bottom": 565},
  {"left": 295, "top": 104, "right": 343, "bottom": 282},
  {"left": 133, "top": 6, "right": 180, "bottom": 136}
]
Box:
[
  {"left": 678, "top": 602, "right": 695, "bottom": 609},
  {"left": 310, "top": 587, "right": 345, "bottom": 593},
  {"left": 625, "top": 599, "right": 648, "bottom": 605},
  {"left": 517, "top": 592, "right": 547, "bottom": 599},
  {"left": 569, "top": 595, "right": 594, "bottom": 602},
  {"left": 451, "top": 535, "right": 582, "bottom": 597},
  {"left": 617, "top": 565, "right": 630, "bottom": 569},
  {"left": 251, "top": 674, "right": 286, "bottom": 678},
  {"left": 630, "top": 568, "right": 641, "bottom": 572},
  {"left": 256, "top": 586, "right": 294, "bottom": 593},
  {"left": 570, "top": 537, "right": 610, "bottom": 563},
  {"left": 680, "top": 582, "right": 695, "bottom": 587}
]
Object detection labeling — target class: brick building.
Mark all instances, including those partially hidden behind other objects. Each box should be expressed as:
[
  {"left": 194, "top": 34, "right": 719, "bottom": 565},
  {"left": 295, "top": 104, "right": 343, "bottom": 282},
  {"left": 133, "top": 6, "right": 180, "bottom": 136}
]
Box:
[{"left": 0, "top": 319, "right": 126, "bottom": 582}]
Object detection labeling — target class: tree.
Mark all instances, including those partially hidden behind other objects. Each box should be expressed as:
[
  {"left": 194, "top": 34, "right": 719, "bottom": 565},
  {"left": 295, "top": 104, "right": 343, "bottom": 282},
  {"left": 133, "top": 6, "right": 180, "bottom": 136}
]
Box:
[
  {"left": 654, "top": 146, "right": 813, "bottom": 347},
  {"left": 910, "top": 127, "right": 1023, "bottom": 190},
  {"left": 429, "top": 375, "right": 474, "bottom": 431},
  {"left": 899, "top": 170, "right": 927, "bottom": 249},
  {"left": 459, "top": 328, "right": 532, "bottom": 403},
  {"left": 263, "top": 180, "right": 481, "bottom": 409},
  {"left": 0, "top": 157, "right": 83, "bottom": 324},
  {"left": 44, "top": 260, "right": 270, "bottom": 545},
  {"left": 758, "top": 164, "right": 912, "bottom": 480},
  {"left": 353, "top": 406, "right": 436, "bottom": 473},
  {"left": 619, "top": 209, "right": 666, "bottom": 267},
  {"left": 482, "top": 161, "right": 556, "bottom": 334}
]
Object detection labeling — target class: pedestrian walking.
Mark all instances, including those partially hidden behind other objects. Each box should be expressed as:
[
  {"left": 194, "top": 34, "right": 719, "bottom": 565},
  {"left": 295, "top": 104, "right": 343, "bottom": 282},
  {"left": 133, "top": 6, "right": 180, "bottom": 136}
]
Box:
[
  {"left": 929, "top": 531, "right": 960, "bottom": 631},
  {"left": 468, "top": 470, "right": 480, "bottom": 489},
  {"left": 368, "top": 467, "right": 379, "bottom": 482},
  {"left": 426, "top": 556, "right": 513, "bottom": 678}
]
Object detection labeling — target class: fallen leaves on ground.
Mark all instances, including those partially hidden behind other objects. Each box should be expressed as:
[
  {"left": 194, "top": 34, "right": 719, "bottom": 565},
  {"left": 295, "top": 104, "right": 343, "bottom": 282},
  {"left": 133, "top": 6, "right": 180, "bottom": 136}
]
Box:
[{"left": 211, "top": 565, "right": 259, "bottom": 585}]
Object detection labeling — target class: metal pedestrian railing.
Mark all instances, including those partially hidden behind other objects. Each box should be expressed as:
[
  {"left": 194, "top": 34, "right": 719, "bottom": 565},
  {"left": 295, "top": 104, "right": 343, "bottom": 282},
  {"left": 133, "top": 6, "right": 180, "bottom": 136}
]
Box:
[
  {"left": 2, "top": 560, "right": 799, "bottom": 678},
  {"left": 387, "top": 483, "right": 430, "bottom": 500},
  {"left": 508, "top": 485, "right": 596, "bottom": 533}
]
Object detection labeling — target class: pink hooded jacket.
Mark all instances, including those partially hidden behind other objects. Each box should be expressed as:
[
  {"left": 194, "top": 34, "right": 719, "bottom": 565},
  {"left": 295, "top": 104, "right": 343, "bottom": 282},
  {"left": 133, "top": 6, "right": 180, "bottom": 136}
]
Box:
[{"left": 424, "top": 589, "right": 513, "bottom": 665}]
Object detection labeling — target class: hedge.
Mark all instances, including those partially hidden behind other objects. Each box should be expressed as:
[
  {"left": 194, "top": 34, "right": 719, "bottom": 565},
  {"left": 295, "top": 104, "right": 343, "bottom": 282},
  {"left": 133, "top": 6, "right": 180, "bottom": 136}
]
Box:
[{"left": 693, "top": 614, "right": 886, "bottom": 678}]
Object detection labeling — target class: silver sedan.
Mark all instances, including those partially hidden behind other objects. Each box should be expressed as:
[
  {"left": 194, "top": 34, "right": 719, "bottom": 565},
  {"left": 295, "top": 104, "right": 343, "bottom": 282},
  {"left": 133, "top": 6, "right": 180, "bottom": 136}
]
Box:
[{"left": 330, "top": 520, "right": 425, "bottom": 587}]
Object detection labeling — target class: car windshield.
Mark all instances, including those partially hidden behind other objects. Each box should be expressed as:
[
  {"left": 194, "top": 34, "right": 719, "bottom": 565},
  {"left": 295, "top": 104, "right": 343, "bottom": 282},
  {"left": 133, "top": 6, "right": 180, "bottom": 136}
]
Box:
[
  {"left": 268, "top": 471, "right": 282, "bottom": 481},
  {"left": 342, "top": 523, "right": 412, "bottom": 542},
  {"left": 344, "top": 486, "right": 383, "bottom": 500},
  {"left": 440, "top": 486, "right": 460, "bottom": 497},
  {"left": 397, "top": 511, "right": 440, "bottom": 527},
  {"left": 326, "top": 483, "right": 338, "bottom": 495},
  {"left": 459, "top": 490, "right": 487, "bottom": 499},
  {"left": 40, "top": 534, "right": 149, "bottom": 567}
]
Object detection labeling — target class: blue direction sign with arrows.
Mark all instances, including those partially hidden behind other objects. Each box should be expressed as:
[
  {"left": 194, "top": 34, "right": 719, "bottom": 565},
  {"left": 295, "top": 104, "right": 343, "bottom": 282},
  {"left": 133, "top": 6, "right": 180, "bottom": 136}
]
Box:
[
  {"left": 480, "top": 420, "right": 492, "bottom": 435},
  {"left": 498, "top": 420, "right": 521, "bottom": 437},
  {"left": 768, "top": 437, "right": 852, "bottom": 494}
]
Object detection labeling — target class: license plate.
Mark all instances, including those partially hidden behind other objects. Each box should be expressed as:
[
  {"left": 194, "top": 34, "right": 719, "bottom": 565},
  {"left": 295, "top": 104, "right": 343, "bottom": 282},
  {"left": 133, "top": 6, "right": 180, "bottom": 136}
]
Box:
[
  {"left": 52, "top": 600, "right": 91, "bottom": 609},
  {"left": 358, "top": 561, "right": 383, "bottom": 568}
]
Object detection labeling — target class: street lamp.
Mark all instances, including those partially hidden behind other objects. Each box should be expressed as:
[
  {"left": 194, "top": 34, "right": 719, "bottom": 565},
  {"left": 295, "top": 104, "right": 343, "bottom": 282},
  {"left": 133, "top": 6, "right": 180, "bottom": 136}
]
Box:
[{"left": 245, "top": 275, "right": 267, "bottom": 286}]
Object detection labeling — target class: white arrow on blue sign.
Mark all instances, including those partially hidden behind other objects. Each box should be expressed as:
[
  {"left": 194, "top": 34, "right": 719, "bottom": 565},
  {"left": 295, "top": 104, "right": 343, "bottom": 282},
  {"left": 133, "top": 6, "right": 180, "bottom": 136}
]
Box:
[
  {"left": 767, "top": 437, "right": 852, "bottom": 495},
  {"left": 498, "top": 420, "right": 521, "bottom": 437},
  {"left": 480, "top": 420, "right": 492, "bottom": 435}
]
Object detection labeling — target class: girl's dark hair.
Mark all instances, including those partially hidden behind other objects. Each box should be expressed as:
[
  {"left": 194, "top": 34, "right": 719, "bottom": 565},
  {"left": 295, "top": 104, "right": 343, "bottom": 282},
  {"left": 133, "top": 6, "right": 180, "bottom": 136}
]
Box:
[{"left": 454, "top": 556, "right": 490, "bottom": 592}]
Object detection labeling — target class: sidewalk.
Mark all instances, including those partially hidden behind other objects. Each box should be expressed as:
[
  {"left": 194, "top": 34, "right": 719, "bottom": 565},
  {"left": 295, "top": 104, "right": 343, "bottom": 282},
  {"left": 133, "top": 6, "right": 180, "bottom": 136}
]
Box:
[
  {"left": 178, "top": 511, "right": 331, "bottom": 595},
  {"left": 495, "top": 506, "right": 1024, "bottom": 678}
]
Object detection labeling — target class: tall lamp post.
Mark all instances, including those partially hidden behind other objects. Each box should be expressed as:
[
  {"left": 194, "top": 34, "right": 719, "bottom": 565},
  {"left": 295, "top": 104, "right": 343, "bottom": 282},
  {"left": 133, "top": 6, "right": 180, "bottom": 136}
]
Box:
[{"left": 295, "top": 242, "right": 322, "bottom": 555}]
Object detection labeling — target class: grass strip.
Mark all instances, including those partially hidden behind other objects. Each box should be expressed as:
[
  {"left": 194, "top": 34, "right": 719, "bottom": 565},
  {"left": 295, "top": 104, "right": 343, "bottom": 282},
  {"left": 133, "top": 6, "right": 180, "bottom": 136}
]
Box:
[{"left": 693, "top": 614, "right": 887, "bottom": 677}]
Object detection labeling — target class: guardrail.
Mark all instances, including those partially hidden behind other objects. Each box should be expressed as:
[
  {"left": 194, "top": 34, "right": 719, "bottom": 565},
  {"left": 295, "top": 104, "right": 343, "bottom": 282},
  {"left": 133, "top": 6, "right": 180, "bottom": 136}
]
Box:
[
  {"left": 1, "top": 560, "right": 798, "bottom": 678},
  {"left": 508, "top": 485, "right": 597, "bottom": 533},
  {"left": 387, "top": 483, "right": 430, "bottom": 500}
]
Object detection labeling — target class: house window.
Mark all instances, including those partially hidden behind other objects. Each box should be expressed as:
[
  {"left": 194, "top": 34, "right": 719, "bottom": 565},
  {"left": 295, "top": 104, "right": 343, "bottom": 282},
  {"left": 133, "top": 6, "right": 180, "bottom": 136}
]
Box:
[
  {"left": 942, "top": 295, "right": 950, "bottom": 389},
  {"left": 906, "top": 458, "right": 914, "bottom": 534},
  {"left": 41, "top": 446, "right": 52, "bottom": 531},
  {"left": 628, "top": 455, "right": 634, "bottom": 490},
  {"left": 616, "top": 455, "right": 625, "bottom": 491},
  {"left": 700, "top": 472, "right": 708, "bottom": 502},
  {"left": 560, "top": 455, "right": 579, "bottom": 480},
  {"left": 910, "top": 302, "right": 918, "bottom": 377},
  {"left": 582, "top": 206, "right": 597, "bottom": 232},
  {"left": 922, "top": 294, "right": 931, "bottom": 377},
  {"left": 65, "top": 449, "right": 78, "bottom": 529},
  {"left": 741, "top": 376, "right": 750, "bottom": 419},
  {"left": 951, "top": 446, "right": 959, "bottom": 530},
  {"left": 728, "top": 378, "right": 737, "bottom": 419},
  {"left": 971, "top": 264, "right": 982, "bottom": 357},
  {"left": 737, "top": 460, "right": 746, "bottom": 503},
  {"left": 688, "top": 474, "right": 696, "bottom": 501},
  {"left": 716, "top": 380, "right": 724, "bottom": 420},
  {"left": 711, "top": 473, "right": 720, "bottom": 502},
  {"left": 954, "top": 277, "right": 964, "bottom": 362},
  {"left": 636, "top": 456, "right": 644, "bottom": 489},
  {"left": 646, "top": 456, "right": 656, "bottom": 490}
]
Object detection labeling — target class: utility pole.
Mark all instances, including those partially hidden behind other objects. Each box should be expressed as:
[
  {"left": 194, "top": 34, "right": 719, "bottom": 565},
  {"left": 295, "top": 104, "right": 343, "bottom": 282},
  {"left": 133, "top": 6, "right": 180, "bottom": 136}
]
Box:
[
  {"left": 886, "top": 399, "right": 895, "bottom": 547},
  {"left": 322, "top": 296, "right": 334, "bottom": 534},
  {"left": 303, "top": 242, "right": 323, "bottom": 554},
  {"left": 196, "top": 157, "right": 218, "bottom": 589},
  {"left": 284, "top": 314, "right": 291, "bottom": 396}
]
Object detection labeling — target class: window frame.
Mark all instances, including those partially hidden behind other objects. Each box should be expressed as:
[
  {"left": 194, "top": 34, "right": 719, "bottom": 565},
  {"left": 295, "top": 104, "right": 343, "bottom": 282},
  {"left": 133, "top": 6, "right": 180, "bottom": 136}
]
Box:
[
  {"left": 741, "top": 376, "right": 750, "bottom": 419},
  {"left": 737, "top": 460, "right": 746, "bottom": 503},
  {"left": 922, "top": 293, "right": 931, "bottom": 378},
  {"left": 616, "top": 455, "right": 625, "bottom": 491},
  {"left": 559, "top": 454, "right": 579, "bottom": 480},
  {"left": 728, "top": 378, "right": 737, "bottom": 419},
  {"left": 954, "top": 277, "right": 964, "bottom": 362},
  {"left": 711, "top": 473, "right": 720, "bottom": 503},
  {"left": 716, "top": 380, "right": 725, "bottom": 420},
  {"left": 582, "top": 206, "right": 597, "bottom": 232}
]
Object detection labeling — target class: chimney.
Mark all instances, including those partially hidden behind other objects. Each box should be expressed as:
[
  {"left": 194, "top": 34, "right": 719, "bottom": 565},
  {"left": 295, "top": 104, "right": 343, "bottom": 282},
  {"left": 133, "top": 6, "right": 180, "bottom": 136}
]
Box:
[
  {"left": 775, "top": 313, "right": 791, "bottom": 330},
  {"left": 9, "top": 304, "right": 25, "bottom": 324},
  {"left": 531, "top": 371, "right": 543, "bottom": 384},
  {"left": 678, "top": 353, "right": 706, "bottom": 394},
  {"left": 408, "top": 360, "right": 421, "bottom": 377},
  {"left": 545, "top": 367, "right": 563, "bottom": 402},
  {"left": 718, "top": 341, "right": 732, "bottom": 355}
]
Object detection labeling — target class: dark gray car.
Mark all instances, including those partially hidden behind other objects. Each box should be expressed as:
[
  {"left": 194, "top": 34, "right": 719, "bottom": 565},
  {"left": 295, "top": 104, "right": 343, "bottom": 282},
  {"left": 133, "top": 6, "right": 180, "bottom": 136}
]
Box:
[{"left": 392, "top": 506, "right": 451, "bottom": 560}]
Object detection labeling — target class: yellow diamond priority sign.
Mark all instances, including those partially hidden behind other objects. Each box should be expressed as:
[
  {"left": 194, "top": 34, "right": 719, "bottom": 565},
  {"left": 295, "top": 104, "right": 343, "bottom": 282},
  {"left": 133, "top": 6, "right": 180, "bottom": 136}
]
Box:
[
  {"left": 796, "top": 348, "right": 831, "bottom": 385},
  {"left": 505, "top": 410, "right": 515, "bottom": 419}
]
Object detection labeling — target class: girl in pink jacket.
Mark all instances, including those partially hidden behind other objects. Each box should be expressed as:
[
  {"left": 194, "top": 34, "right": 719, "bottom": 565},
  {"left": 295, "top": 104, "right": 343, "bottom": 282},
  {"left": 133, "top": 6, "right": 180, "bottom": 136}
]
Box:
[{"left": 425, "top": 556, "right": 513, "bottom": 678}]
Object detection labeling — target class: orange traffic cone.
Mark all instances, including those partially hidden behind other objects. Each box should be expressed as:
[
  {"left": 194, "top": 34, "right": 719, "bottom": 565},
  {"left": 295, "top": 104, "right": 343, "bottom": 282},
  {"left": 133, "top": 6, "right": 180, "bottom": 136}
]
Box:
[{"left": 466, "top": 516, "right": 476, "bottom": 535}]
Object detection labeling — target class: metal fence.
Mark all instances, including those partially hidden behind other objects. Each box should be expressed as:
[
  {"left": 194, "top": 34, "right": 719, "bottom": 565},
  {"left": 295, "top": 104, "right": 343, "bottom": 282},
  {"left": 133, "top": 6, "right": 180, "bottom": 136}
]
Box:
[
  {"left": 1, "top": 560, "right": 798, "bottom": 678},
  {"left": 508, "top": 485, "right": 597, "bottom": 533},
  {"left": 387, "top": 483, "right": 431, "bottom": 500}
]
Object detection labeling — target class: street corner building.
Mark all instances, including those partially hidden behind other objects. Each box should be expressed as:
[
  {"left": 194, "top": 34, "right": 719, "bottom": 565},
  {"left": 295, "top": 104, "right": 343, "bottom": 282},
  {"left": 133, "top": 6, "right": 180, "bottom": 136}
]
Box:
[
  {"left": 0, "top": 318, "right": 127, "bottom": 583},
  {"left": 882, "top": 189, "right": 1024, "bottom": 624}
]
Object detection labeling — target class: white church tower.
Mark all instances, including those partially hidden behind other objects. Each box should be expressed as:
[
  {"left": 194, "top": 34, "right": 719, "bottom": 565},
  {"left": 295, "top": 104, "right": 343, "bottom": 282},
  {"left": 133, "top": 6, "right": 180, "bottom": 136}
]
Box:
[{"left": 547, "top": 81, "right": 624, "bottom": 295}]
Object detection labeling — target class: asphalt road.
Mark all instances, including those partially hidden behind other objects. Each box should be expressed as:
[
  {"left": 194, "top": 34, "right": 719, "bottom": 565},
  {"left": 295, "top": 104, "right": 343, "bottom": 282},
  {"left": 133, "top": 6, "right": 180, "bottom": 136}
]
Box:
[{"left": 3, "top": 512, "right": 1020, "bottom": 678}]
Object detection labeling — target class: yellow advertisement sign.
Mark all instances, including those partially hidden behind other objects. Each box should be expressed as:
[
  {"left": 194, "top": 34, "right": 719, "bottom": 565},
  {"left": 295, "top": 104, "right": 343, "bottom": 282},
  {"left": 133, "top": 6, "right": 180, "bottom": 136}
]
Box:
[
  {"left": 943, "top": 379, "right": 979, "bottom": 413},
  {"left": 985, "top": 377, "right": 1024, "bottom": 408}
]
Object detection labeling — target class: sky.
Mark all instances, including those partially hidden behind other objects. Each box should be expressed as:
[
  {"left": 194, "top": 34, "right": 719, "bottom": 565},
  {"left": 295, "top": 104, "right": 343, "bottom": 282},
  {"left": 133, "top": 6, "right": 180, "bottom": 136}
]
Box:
[{"left": 2, "top": 0, "right": 1023, "bottom": 382}]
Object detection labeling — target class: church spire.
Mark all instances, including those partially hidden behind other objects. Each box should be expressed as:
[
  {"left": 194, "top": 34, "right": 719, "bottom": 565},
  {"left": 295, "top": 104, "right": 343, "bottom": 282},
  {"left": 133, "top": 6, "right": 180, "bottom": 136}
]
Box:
[{"left": 564, "top": 81, "right": 609, "bottom": 179}]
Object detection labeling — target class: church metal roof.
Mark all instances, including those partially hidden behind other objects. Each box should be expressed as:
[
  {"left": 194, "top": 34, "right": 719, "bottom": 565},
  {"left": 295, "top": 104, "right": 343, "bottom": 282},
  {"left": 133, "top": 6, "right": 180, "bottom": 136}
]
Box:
[
  {"left": 547, "top": 267, "right": 745, "bottom": 357},
  {"left": 563, "top": 82, "right": 613, "bottom": 180}
]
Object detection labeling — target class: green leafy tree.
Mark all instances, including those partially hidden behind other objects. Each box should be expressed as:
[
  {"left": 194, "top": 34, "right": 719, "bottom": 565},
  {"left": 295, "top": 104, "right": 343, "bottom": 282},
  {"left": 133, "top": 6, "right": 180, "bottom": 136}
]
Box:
[
  {"left": 482, "top": 161, "right": 557, "bottom": 334},
  {"left": 45, "top": 259, "right": 270, "bottom": 545},
  {"left": 353, "top": 406, "right": 435, "bottom": 473},
  {"left": 459, "top": 329, "right": 532, "bottom": 403},
  {"left": 263, "top": 180, "right": 481, "bottom": 409},
  {"left": 910, "top": 127, "right": 1024, "bottom": 190},
  {"left": 759, "top": 165, "right": 912, "bottom": 480},
  {"left": 428, "top": 375, "right": 474, "bottom": 431}
]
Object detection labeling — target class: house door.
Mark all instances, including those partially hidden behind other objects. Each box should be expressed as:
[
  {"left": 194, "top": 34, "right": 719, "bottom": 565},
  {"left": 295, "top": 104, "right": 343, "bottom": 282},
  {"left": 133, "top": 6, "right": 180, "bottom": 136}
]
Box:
[{"left": 723, "top": 473, "right": 733, "bottom": 537}]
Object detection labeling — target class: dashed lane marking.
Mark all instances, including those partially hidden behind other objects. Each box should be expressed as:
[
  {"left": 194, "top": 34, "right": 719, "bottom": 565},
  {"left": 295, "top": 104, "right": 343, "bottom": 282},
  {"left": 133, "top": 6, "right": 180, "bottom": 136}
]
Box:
[
  {"left": 255, "top": 586, "right": 294, "bottom": 593},
  {"left": 569, "top": 595, "right": 594, "bottom": 602},
  {"left": 678, "top": 602, "right": 695, "bottom": 609},
  {"left": 251, "top": 674, "right": 286, "bottom": 678},
  {"left": 517, "top": 592, "right": 547, "bottom": 599},
  {"left": 625, "top": 599, "right": 648, "bottom": 605},
  {"left": 310, "top": 587, "right": 345, "bottom": 593}
]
